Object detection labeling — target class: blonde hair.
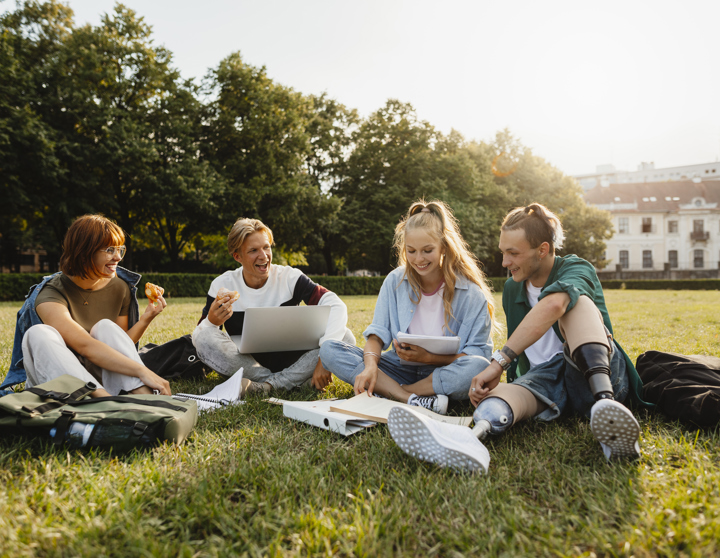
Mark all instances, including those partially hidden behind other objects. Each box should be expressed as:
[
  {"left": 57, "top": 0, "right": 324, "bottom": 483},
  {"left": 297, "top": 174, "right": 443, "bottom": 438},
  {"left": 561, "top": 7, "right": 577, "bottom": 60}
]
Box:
[
  {"left": 501, "top": 203, "right": 564, "bottom": 254},
  {"left": 227, "top": 218, "right": 274, "bottom": 255},
  {"left": 393, "top": 200, "right": 500, "bottom": 337}
]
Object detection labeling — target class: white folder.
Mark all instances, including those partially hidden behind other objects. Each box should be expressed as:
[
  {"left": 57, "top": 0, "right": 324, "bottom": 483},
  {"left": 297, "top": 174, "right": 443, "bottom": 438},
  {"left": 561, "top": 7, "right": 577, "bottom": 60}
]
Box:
[{"left": 278, "top": 399, "right": 377, "bottom": 436}]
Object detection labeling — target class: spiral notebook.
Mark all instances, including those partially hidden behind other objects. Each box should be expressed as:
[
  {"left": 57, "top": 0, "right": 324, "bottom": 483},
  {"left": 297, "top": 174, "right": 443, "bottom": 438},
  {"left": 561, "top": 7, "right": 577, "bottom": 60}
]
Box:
[{"left": 173, "top": 367, "right": 247, "bottom": 412}]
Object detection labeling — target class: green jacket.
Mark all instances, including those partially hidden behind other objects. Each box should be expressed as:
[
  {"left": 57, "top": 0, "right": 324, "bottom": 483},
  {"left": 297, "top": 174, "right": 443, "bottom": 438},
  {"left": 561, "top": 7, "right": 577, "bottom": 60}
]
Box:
[{"left": 502, "top": 254, "right": 651, "bottom": 408}]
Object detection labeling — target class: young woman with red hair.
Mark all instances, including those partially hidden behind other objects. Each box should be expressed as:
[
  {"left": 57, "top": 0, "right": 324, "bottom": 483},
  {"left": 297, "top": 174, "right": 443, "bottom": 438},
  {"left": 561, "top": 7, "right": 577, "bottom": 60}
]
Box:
[{"left": 2, "top": 215, "right": 170, "bottom": 397}]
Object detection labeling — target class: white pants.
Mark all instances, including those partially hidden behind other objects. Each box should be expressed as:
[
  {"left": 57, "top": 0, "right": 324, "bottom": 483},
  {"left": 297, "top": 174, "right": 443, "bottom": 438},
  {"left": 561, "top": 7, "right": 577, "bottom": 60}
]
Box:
[{"left": 22, "top": 320, "right": 145, "bottom": 395}]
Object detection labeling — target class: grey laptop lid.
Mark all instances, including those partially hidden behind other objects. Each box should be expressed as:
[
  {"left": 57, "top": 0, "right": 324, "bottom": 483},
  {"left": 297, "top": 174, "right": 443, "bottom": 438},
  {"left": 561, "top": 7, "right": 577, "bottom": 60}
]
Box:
[{"left": 232, "top": 306, "right": 331, "bottom": 353}]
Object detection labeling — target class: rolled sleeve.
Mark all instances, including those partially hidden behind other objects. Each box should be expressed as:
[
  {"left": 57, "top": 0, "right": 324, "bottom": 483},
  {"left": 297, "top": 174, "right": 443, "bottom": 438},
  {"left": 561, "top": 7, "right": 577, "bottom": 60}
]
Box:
[
  {"left": 456, "top": 298, "right": 493, "bottom": 359},
  {"left": 318, "top": 291, "right": 350, "bottom": 345},
  {"left": 362, "top": 274, "right": 399, "bottom": 350},
  {"left": 538, "top": 263, "right": 597, "bottom": 313}
]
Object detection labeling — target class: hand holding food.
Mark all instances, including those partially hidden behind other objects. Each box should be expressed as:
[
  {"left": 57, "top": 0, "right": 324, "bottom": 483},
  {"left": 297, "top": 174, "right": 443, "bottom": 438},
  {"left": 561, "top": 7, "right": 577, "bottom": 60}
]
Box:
[
  {"left": 145, "top": 282, "right": 164, "bottom": 304},
  {"left": 216, "top": 287, "right": 240, "bottom": 304}
]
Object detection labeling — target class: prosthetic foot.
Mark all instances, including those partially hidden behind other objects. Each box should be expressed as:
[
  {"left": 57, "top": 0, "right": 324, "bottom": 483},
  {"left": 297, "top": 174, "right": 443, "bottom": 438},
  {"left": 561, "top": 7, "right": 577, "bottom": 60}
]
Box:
[
  {"left": 471, "top": 383, "right": 546, "bottom": 440},
  {"left": 471, "top": 397, "right": 514, "bottom": 440},
  {"left": 572, "top": 343, "right": 614, "bottom": 401}
]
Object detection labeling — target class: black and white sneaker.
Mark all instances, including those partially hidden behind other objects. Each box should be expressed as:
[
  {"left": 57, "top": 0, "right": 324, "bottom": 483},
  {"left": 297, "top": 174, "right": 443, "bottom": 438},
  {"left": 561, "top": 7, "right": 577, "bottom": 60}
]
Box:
[
  {"left": 388, "top": 406, "right": 490, "bottom": 473},
  {"left": 590, "top": 399, "right": 641, "bottom": 460},
  {"left": 407, "top": 393, "right": 449, "bottom": 415}
]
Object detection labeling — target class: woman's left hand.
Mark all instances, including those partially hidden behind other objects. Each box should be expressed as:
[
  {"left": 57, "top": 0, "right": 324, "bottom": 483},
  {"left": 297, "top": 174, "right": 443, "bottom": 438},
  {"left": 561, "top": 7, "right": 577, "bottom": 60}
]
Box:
[
  {"left": 393, "top": 339, "right": 432, "bottom": 364},
  {"left": 142, "top": 295, "right": 167, "bottom": 320}
]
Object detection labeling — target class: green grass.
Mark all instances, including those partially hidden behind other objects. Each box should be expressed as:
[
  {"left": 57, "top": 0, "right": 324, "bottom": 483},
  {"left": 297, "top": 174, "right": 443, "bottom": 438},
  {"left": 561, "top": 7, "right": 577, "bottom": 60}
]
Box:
[{"left": 1, "top": 291, "right": 719, "bottom": 557}]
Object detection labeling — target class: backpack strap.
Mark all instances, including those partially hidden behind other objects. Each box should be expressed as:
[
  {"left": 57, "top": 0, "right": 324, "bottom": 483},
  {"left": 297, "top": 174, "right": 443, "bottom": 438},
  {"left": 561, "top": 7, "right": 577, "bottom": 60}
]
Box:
[
  {"left": 51, "top": 410, "right": 76, "bottom": 446},
  {"left": 23, "top": 382, "right": 98, "bottom": 415},
  {"left": 66, "top": 396, "right": 188, "bottom": 413}
]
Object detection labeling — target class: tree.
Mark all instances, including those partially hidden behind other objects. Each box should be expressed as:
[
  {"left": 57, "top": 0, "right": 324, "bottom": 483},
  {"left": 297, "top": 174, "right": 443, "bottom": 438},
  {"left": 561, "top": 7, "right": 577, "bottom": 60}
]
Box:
[
  {"left": 0, "top": 1, "right": 71, "bottom": 268},
  {"left": 204, "top": 53, "right": 315, "bottom": 250},
  {"left": 475, "top": 130, "right": 613, "bottom": 274}
]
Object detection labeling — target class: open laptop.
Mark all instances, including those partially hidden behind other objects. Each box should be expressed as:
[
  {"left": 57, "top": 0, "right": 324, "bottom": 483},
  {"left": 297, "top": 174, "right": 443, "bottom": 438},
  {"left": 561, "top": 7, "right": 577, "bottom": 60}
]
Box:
[{"left": 230, "top": 306, "right": 331, "bottom": 354}]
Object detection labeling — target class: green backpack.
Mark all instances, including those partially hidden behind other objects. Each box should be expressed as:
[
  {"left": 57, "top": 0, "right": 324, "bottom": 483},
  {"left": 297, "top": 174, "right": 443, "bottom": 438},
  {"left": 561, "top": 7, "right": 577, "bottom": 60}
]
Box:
[{"left": 0, "top": 375, "right": 198, "bottom": 451}]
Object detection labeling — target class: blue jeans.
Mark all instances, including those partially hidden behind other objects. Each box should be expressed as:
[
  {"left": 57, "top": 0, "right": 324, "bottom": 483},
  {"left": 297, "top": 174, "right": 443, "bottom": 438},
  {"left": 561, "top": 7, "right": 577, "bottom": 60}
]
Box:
[
  {"left": 319, "top": 340, "right": 491, "bottom": 401},
  {"left": 511, "top": 340, "right": 630, "bottom": 421}
]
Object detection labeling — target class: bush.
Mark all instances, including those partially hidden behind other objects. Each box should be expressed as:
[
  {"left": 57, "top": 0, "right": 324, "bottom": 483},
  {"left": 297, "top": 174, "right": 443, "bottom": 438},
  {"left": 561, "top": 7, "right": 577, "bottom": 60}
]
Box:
[
  {"left": 600, "top": 279, "right": 720, "bottom": 290},
  {"left": 0, "top": 273, "right": 386, "bottom": 301},
  {"left": 0, "top": 273, "right": 47, "bottom": 302},
  {"left": 7, "top": 273, "right": 713, "bottom": 302},
  {"left": 308, "top": 276, "right": 385, "bottom": 296}
]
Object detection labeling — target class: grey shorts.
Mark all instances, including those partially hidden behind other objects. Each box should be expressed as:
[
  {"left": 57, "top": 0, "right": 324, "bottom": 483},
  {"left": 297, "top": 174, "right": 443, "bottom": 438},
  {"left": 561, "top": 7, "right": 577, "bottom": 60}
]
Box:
[{"left": 510, "top": 341, "right": 629, "bottom": 421}]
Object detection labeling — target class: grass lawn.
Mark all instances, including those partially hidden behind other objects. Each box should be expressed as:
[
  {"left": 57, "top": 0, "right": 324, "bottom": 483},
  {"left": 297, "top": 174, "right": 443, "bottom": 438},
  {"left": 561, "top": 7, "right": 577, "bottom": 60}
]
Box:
[{"left": 1, "top": 290, "right": 719, "bottom": 557}]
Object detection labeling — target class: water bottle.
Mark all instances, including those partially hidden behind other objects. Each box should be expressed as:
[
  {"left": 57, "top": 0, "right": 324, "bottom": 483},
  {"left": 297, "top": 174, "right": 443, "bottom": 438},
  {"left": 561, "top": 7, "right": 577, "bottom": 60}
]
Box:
[{"left": 49, "top": 422, "right": 95, "bottom": 447}]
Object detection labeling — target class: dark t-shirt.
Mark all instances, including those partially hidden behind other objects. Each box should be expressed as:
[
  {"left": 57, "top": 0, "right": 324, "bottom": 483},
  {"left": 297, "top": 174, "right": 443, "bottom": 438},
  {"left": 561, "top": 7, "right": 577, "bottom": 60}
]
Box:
[{"left": 34, "top": 274, "right": 131, "bottom": 333}]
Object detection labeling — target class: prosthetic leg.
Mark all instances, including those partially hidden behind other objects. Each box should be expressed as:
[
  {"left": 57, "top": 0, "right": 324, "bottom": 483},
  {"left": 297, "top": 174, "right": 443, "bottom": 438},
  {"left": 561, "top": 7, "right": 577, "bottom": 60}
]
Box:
[
  {"left": 471, "top": 383, "right": 546, "bottom": 440},
  {"left": 470, "top": 297, "right": 615, "bottom": 441},
  {"left": 558, "top": 295, "right": 614, "bottom": 401},
  {"left": 559, "top": 296, "right": 641, "bottom": 458}
]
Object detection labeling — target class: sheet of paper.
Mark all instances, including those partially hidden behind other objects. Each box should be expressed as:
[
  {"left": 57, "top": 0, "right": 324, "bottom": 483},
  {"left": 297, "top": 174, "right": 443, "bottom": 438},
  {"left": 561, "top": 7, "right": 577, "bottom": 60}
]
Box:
[{"left": 330, "top": 394, "right": 472, "bottom": 426}]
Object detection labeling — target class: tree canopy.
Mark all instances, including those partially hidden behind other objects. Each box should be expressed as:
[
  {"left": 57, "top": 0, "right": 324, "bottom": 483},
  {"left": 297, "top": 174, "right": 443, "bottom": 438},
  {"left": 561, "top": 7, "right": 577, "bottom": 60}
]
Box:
[{"left": 0, "top": 0, "right": 612, "bottom": 276}]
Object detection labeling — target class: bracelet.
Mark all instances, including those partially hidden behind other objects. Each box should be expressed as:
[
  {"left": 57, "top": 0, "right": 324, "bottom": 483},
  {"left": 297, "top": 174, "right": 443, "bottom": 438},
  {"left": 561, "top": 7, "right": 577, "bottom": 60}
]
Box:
[{"left": 363, "top": 351, "right": 381, "bottom": 361}]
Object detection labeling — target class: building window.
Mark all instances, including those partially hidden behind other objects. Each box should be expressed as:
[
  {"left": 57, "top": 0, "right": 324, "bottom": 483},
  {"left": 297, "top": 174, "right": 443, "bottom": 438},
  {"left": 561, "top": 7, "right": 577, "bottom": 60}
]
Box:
[
  {"left": 619, "top": 250, "right": 629, "bottom": 269},
  {"left": 668, "top": 220, "right": 678, "bottom": 233},
  {"left": 694, "top": 250, "right": 704, "bottom": 268},
  {"left": 668, "top": 250, "right": 678, "bottom": 268},
  {"left": 694, "top": 220, "right": 704, "bottom": 234},
  {"left": 642, "top": 217, "right": 652, "bottom": 233},
  {"left": 618, "top": 217, "right": 629, "bottom": 234},
  {"left": 643, "top": 250, "right": 653, "bottom": 269}
]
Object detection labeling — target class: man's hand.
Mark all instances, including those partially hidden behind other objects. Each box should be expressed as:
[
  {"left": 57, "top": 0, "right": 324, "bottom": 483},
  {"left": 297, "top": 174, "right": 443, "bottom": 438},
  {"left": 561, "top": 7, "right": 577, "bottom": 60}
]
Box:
[
  {"left": 469, "top": 361, "right": 504, "bottom": 406},
  {"left": 207, "top": 294, "right": 233, "bottom": 327},
  {"left": 311, "top": 358, "right": 332, "bottom": 391}
]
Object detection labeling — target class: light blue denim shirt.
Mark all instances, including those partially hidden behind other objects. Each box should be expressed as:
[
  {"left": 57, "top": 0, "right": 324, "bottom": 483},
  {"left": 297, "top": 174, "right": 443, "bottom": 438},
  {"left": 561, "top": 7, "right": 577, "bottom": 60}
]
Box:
[
  {"left": 0, "top": 267, "right": 141, "bottom": 396},
  {"left": 363, "top": 266, "right": 493, "bottom": 358}
]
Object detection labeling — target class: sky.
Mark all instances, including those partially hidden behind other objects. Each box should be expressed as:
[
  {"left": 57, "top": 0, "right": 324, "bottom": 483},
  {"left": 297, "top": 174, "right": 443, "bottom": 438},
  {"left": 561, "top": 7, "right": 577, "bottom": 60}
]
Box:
[{"left": 5, "top": 0, "right": 719, "bottom": 176}]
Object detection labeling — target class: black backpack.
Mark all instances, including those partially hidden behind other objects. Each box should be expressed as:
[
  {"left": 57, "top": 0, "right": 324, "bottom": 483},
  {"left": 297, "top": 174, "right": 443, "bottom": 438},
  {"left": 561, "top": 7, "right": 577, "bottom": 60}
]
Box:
[
  {"left": 636, "top": 350, "right": 720, "bottom": 428},
  {"left": 139, "top": 335, "right": 211, "bottom": 380}
]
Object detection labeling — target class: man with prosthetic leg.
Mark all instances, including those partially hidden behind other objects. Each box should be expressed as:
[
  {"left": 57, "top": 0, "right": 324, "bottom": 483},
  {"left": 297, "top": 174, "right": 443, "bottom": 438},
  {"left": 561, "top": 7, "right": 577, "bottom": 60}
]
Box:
[{"left": 388, "top": 203, "right": 649, "bottom": 472}]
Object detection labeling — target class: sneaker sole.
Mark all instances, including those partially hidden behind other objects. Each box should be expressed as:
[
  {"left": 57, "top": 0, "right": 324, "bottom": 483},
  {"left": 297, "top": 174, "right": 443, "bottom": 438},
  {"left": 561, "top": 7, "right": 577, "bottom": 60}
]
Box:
[
  {"left": 590, "top": 401, "right": 641, "bottom": 459},
  {"left": 388, "top": 407, "right": 486, "bottom": 473}
]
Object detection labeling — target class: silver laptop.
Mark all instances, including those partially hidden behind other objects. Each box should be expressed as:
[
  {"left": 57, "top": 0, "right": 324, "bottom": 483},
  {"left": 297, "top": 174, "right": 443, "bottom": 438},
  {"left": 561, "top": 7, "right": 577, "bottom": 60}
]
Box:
[{"left": 231, "top": 306, "right": 331, "bottom": 354}]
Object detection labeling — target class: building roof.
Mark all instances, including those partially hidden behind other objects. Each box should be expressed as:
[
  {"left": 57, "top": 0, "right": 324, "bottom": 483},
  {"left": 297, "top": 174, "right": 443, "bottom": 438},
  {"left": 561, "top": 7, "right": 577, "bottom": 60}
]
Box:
[{"left": 584, "top": 179, "right": 720, "bottom": 213}]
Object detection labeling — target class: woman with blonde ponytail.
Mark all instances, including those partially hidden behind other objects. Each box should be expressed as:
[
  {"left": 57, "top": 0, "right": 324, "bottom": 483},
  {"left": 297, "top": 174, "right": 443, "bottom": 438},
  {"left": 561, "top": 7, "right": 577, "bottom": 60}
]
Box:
[{"left": 319, "top": 200, "right": 498, "bottom": 413}]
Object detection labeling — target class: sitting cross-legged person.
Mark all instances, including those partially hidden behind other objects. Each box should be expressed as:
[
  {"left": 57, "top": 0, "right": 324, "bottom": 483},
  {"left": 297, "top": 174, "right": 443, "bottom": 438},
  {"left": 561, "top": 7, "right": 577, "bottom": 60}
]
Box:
[
  {"left": 320, "top": 200, "right": 498, "bottom": 414},
  {"left": 1, "top": 215, "right": 170, "bottom": 398},
  {"left": 192, "top": 218, "right": 355, "bottom": 395}
]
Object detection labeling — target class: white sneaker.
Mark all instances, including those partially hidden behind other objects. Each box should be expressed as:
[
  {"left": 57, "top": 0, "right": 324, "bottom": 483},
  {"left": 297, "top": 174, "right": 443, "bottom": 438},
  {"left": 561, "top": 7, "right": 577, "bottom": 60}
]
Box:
[
  {"left": 590, "top": 399, "right": 641, "bottom": 460},
  {"left": 407, "top": 393, "right": 449, "bottom": 415},
  {"left": 388, "top": 406, "right": 490, "bottom": 473}
]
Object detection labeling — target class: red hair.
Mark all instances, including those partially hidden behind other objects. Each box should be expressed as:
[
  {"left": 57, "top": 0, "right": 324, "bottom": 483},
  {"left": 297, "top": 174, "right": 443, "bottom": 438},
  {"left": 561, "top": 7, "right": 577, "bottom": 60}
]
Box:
[{"left": 59, "top": 215, "right": 125, "bottom": 279}]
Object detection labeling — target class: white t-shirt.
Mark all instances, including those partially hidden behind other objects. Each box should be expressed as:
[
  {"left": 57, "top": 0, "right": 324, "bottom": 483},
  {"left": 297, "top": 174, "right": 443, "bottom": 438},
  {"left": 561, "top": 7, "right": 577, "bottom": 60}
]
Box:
[
  {"left": 523, "top": 282, "right": 564, "bottom": 369},
  {"left": 194, "top": 264, "right": 349, "bottom": 346},
  {"left": 407, "top": 283, "right": 445, "bottom": 337}
]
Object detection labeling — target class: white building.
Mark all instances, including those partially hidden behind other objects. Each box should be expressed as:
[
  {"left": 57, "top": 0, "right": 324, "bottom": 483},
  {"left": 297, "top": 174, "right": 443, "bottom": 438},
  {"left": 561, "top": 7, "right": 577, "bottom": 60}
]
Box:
[
  {"left": 575, "top": 161, "right": 720, "bottom": 190},
  {"left": 584, "top": 179, "right": 720, "bottom": 276}
]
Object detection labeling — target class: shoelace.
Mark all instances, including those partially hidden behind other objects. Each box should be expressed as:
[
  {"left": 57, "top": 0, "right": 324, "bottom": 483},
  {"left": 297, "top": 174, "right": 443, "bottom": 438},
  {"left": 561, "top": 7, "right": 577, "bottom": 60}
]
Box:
[{"left": 410, "top": 395, "right": 436, "bottom": 409}]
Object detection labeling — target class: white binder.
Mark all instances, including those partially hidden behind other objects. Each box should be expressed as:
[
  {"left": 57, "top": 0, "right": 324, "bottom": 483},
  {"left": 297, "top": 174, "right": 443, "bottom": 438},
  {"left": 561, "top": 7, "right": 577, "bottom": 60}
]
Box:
[{"left": 276, "top": 399, "right": 377, "bottom": 436}]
